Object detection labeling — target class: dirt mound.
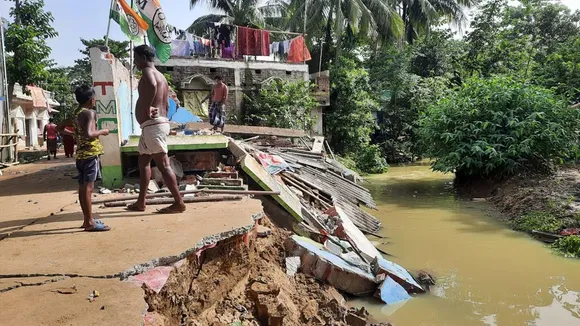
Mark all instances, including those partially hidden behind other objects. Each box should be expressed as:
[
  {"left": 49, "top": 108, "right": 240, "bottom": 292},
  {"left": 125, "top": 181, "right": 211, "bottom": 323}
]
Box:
[
  {"left": 491, "top": 168, "right": 580, "bottom": 222},
  {"left": 143, "top": 218, "right": 393, "bottom": 326}
]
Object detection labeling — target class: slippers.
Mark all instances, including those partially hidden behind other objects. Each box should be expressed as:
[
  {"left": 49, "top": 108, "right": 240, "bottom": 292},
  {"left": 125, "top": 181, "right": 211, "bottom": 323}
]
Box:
[
  {"left": 84, "top": 223, "right": 111, "bottom": 232},
  {"left": 126, "top": 204, "right": 146, "bottom": 212},
  {"left": 79, "top": 218, "right": 104, "bottom": 229},
  {"left": 156, "top": 205, "right": 186, "bottom": 214}
]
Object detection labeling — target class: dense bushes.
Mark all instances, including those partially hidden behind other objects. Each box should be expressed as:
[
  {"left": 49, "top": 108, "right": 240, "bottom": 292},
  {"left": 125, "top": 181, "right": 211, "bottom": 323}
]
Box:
[
  {"left": 553, "top": 236, "right": 580, "bottom": 258},
  {"left": 510, "top": 211, "right": 565, "bottom": 233},
  {"left": 419, "top": 76, "right": 580, "bottom": 179},
  {"left": 326, "top": 56, "right": 387, "bottom": 174},
  {"left": 243, "top": 80, "right": 318, "bottom": 131}
]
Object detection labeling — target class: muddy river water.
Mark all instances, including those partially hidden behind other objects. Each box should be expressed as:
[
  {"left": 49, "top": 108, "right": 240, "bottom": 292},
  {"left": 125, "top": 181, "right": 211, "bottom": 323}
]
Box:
[{"left": 352, "top": 163, "right": 580, "bottom": 326}]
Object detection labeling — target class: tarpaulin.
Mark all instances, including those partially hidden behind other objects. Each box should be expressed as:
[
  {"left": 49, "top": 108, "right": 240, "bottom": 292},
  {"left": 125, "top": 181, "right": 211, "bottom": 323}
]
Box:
[{"left": 255, "top": 151, "right": 292, "bottom": 175}]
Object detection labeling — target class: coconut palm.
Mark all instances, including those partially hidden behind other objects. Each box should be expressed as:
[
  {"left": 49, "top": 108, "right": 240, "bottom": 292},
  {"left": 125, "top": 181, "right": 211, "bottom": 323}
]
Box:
[
  {"left": 187, "top": 0, "right": 266, "bottom": 35},
  {"left": 398, "top": 0, "right": 478, "bottom": 43}
]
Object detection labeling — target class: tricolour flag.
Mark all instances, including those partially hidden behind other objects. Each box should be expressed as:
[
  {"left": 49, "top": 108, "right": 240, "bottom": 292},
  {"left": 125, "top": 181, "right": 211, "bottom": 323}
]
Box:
[
  {"left": 136, "top": 0, "right": 172, "bottom": 63},
  {"left": 110, "top": 0, "right": 149, "bottom": 43}
]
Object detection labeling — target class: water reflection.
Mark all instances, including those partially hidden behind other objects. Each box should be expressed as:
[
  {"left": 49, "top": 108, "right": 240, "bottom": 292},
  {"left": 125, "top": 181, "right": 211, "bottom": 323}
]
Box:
[{"left": 353, "top": 164, "right": 580, "bottom": 325}]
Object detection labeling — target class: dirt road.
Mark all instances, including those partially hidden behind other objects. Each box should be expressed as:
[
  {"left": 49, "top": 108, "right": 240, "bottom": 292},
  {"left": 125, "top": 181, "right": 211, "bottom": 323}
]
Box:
[{"left": 0, "top": 158, "right": 261, "bottom": 325}]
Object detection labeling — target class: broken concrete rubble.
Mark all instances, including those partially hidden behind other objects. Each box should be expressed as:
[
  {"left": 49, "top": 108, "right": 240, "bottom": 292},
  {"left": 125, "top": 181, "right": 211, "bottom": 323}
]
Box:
[{"left": 232, "top": 135, "right": 423, "bottom": 305}]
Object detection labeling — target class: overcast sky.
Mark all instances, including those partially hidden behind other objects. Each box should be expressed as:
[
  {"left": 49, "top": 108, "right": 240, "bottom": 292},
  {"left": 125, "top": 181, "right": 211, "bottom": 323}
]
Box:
[{"left": 0, "top": 0, "right": 578, "bottom": 67}]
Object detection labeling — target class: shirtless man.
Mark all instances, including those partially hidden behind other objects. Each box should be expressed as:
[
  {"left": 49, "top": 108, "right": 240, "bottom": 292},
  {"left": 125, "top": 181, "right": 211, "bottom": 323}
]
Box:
[{"left": 127, "top": 45, "right": 185, "bottom": 214}]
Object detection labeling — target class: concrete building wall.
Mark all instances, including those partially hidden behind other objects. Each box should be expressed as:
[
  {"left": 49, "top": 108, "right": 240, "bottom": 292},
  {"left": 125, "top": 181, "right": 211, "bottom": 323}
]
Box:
[
  {"left": 90, "top": 47, "right": 139, "bottom": 188},
  {"left": 156, "top": 58, "right": 316, "bottom": 129}
]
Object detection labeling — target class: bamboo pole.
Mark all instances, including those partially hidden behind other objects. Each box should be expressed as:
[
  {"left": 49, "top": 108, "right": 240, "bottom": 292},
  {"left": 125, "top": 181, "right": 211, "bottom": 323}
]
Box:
[
  {"left": 104, "top": 195, "right": 243, "bottom": 207},
  {"left": 105, "top": 0, "right": 115, "bottom": 47},
  {"left": 93, "top": 188, "right": 281, "bottom": 205}
]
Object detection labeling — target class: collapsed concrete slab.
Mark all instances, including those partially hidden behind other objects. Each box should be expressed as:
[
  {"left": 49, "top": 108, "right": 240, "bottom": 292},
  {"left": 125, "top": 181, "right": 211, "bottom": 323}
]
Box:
[{"left": 286, "top": 235, "right": 377, "bottom": 296}]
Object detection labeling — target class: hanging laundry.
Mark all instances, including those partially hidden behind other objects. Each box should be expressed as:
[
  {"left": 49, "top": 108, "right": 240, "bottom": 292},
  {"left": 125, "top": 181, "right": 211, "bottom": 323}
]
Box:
[
  {"left": 238, "top": 27, "right": 271, "bottom": 56},
  {"left": 222, "top": 45, "right": 236, "bottom": 58},
  {"left": 171, "top": 39, "right": 190, "bottom": 57},
  {"left": 282, "top": 40, "right": 290, "bottom": 54},
  {"left": 261, "top": 30, "right": 270, "bottom": 56},
  {"left": 270, "top": 42, "right": 279, "bottom": 55},
  {"left": 287, "top": 35, "right": 311, "bottom": 63}
]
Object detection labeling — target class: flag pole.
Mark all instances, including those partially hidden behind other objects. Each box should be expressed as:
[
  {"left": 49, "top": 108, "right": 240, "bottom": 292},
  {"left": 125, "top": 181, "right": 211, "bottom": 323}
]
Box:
[{"left": 105, "top": 0, "right": 115, "bottom": 47}]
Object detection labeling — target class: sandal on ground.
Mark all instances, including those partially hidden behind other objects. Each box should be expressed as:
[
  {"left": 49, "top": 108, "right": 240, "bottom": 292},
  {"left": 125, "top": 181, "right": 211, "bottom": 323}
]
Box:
[
  {"left": 126, "top": 204, "right": 146, "bottom": 212},
  {"left": 156, "top": 204, "right": 186, "bottom": 214},
  {"left": 79, "top": 218, "right": 104, "bottom": 229},
  {"left": 84, "top": 223, "right": 111, "bottom": 232}
]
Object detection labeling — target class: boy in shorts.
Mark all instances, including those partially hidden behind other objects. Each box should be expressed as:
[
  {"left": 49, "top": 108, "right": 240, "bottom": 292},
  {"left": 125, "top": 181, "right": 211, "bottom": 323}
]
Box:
[{"left": 58, "top": 86, "right": 110, "bottom": 231}]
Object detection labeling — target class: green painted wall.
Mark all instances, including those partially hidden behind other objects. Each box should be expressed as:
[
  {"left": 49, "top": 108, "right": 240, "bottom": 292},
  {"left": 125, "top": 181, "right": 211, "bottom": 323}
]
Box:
[{"left": 101, "top": 165, "right": 123, "bottom": 188}]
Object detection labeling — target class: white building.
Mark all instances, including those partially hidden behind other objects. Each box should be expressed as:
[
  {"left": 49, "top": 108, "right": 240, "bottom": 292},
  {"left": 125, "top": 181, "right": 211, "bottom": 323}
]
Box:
[{"left": 10, "top": 84, "right": 60, "bottom": 149}]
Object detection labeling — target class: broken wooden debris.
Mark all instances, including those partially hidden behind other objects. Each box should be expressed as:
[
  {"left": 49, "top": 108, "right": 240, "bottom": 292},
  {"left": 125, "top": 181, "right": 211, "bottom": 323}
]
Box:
[
  {"left": 93, "top": 189, "right": 280, "bottom": 205},
  {"left": 104, "top": 195, "right": 243, "bottom": 207}
]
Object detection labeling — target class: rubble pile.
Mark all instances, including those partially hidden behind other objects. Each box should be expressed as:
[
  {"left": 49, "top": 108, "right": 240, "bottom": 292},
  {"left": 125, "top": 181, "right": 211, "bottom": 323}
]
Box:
[
  {"left": 233, "top": 136, "right": 425, "bottom": 304},
  {"left": 144, "top": 217, "right": 394, "bottom": 326}
]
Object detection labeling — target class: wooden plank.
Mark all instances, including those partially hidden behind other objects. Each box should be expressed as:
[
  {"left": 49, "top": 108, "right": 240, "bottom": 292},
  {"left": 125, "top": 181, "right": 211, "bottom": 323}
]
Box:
[
  {"left": 240, "top": 154, "right": 303, "bottom": 222},
  {"left": 104, "top": 195, "right": 243, "bottom": 207},
  {"left": 185, "top": 123, "right": 306, "bottom": 138},
  {"left": 92, "top": 189, "right": 280, "bottom": 204}
]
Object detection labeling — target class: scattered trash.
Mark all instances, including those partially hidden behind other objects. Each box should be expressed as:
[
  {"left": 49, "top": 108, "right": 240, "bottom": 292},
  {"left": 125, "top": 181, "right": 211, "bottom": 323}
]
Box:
[
  {"left": 99, "top": 187, "right": 112, "bottom": 194},
  {"left": 60, "top": 208, "right": 64, "bottom": 212},
  {"left": 100, "top": 306, "right": 105, "bottom": 310},
  {"left": 28, "top": 199, "right": 32, "bottom": 202},
  {"left": 87, "top": 290, "right": 100, "bottom": 302},
  {"left": 147, "top": 180, "right": 160, "bottom": 193},
  {"left": 560, "top": 228, "right": 580, "bottom": 236}
]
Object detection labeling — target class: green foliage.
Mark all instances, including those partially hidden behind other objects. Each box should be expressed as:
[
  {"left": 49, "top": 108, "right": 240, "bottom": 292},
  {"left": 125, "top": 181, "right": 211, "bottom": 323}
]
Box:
[
  {"left": 419, "top": 76, "right": 580, "bottom": 178},
  {"left": 327, "top": 56, "right": 377, "bottom": 155},
  {"left": 534, "top": 37, "right": 580, "bottom": 103},
  {"left": 5, "top": 0, "right": 57, "bottom": 88},
  {"left": 352, "top": 144, "right": 389, "bottom": 174},
  {"left": 552, "top": 236, "right": 580, "bottom": 258},
  {"left": 511, "top": 211, "right": 565, "bottom": 233},
  {"left": 43, "top": 67, "right": 76, "bottom": 122},
  {"left": 243, "top": 80, "right": 317, "bottom": 130}
]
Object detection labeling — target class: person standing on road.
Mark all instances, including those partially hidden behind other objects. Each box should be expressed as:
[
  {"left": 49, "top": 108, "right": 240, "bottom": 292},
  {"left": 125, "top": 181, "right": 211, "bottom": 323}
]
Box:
[
  {"left": 201, "top": 75, "right": 228, "bottom": 133},
  {"left": 57, "top": 85, "right": 111, "bottom": 232},
  {"left": 62, "top": 126, "right": 76, "bottom": 158},
  {"left": 127, "top": 45, "right": 186, "bottom": 214},
  {"left": 43, "top": 118, "right": 58, "bottom": 160}
]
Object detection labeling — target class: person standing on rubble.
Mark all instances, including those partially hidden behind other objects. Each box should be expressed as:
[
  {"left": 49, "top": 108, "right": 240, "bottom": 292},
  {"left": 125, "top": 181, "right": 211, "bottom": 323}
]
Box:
[
  {"left": 57, "top": 85, "right": 111, "bottom": 232},
  {"left": 127, "top": 45, "right": 186, "bottom": 214},
  {"left": 201, "top": 75, "right": 228, "bottom": 133}
]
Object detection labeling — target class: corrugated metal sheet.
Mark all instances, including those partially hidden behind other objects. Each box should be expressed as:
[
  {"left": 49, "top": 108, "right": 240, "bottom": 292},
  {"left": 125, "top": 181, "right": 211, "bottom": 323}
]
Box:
[
  {"left": 249, "top": 144, "right": 381, "bottom": 233},
  {"left": 292, "top": 168, "right": 381, "bottom": 234}
]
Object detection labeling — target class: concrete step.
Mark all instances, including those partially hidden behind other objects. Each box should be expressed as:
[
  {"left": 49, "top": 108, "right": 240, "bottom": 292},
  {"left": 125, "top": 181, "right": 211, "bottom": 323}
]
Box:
[
  {"left": 197, "top": 185, "right": 248, "bottom": 191},
  {"left": 207, "top": 172, "right": 238, "bottom": 179},
  {"left": 201, "top": 178, "right": 243, "bottom": 186}
]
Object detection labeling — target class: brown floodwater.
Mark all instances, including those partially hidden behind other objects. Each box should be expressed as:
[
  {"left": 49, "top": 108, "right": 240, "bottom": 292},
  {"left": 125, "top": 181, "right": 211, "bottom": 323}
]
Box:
[{"left": 352, "top": 163, "right": 580, "bottom": 326}]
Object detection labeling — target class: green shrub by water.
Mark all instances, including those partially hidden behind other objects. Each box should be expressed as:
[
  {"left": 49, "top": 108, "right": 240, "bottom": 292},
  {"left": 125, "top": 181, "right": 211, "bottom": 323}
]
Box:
[
  {"left": 553, "top": 236, "right": 580, "bottom": 258},
  {"left": 419, "top": 76, "right": 580, "bottom": 178},
  {"left": 511, "top": 211, "right": 564, "bottom": 233}
]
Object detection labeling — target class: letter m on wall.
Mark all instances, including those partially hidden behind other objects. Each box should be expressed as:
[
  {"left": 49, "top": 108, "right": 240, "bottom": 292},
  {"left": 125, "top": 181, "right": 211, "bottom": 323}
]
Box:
[{"left": 95, "top": 100, "right": 117, "bottom": 115}]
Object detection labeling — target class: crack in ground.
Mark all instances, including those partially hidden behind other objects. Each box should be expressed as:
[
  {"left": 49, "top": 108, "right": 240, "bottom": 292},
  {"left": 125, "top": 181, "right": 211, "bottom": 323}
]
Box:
[
  {"left": 0, "top": 276, "right": 68, "bottom": 293},
  {"left": 0, "top": 221, "right": 257, "bottom": 293},
  {"left": 0, "top": 202, "right": 79, "bottom": 242}
]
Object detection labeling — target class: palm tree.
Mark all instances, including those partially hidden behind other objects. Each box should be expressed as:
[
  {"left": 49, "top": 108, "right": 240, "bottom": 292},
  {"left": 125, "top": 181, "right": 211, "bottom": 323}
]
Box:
[
  {"left": 187, "top": 0, "right": 266, "bottom": 35},
  {"left": 397, "top": 0, "right": 478, "bottom": 43}
]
